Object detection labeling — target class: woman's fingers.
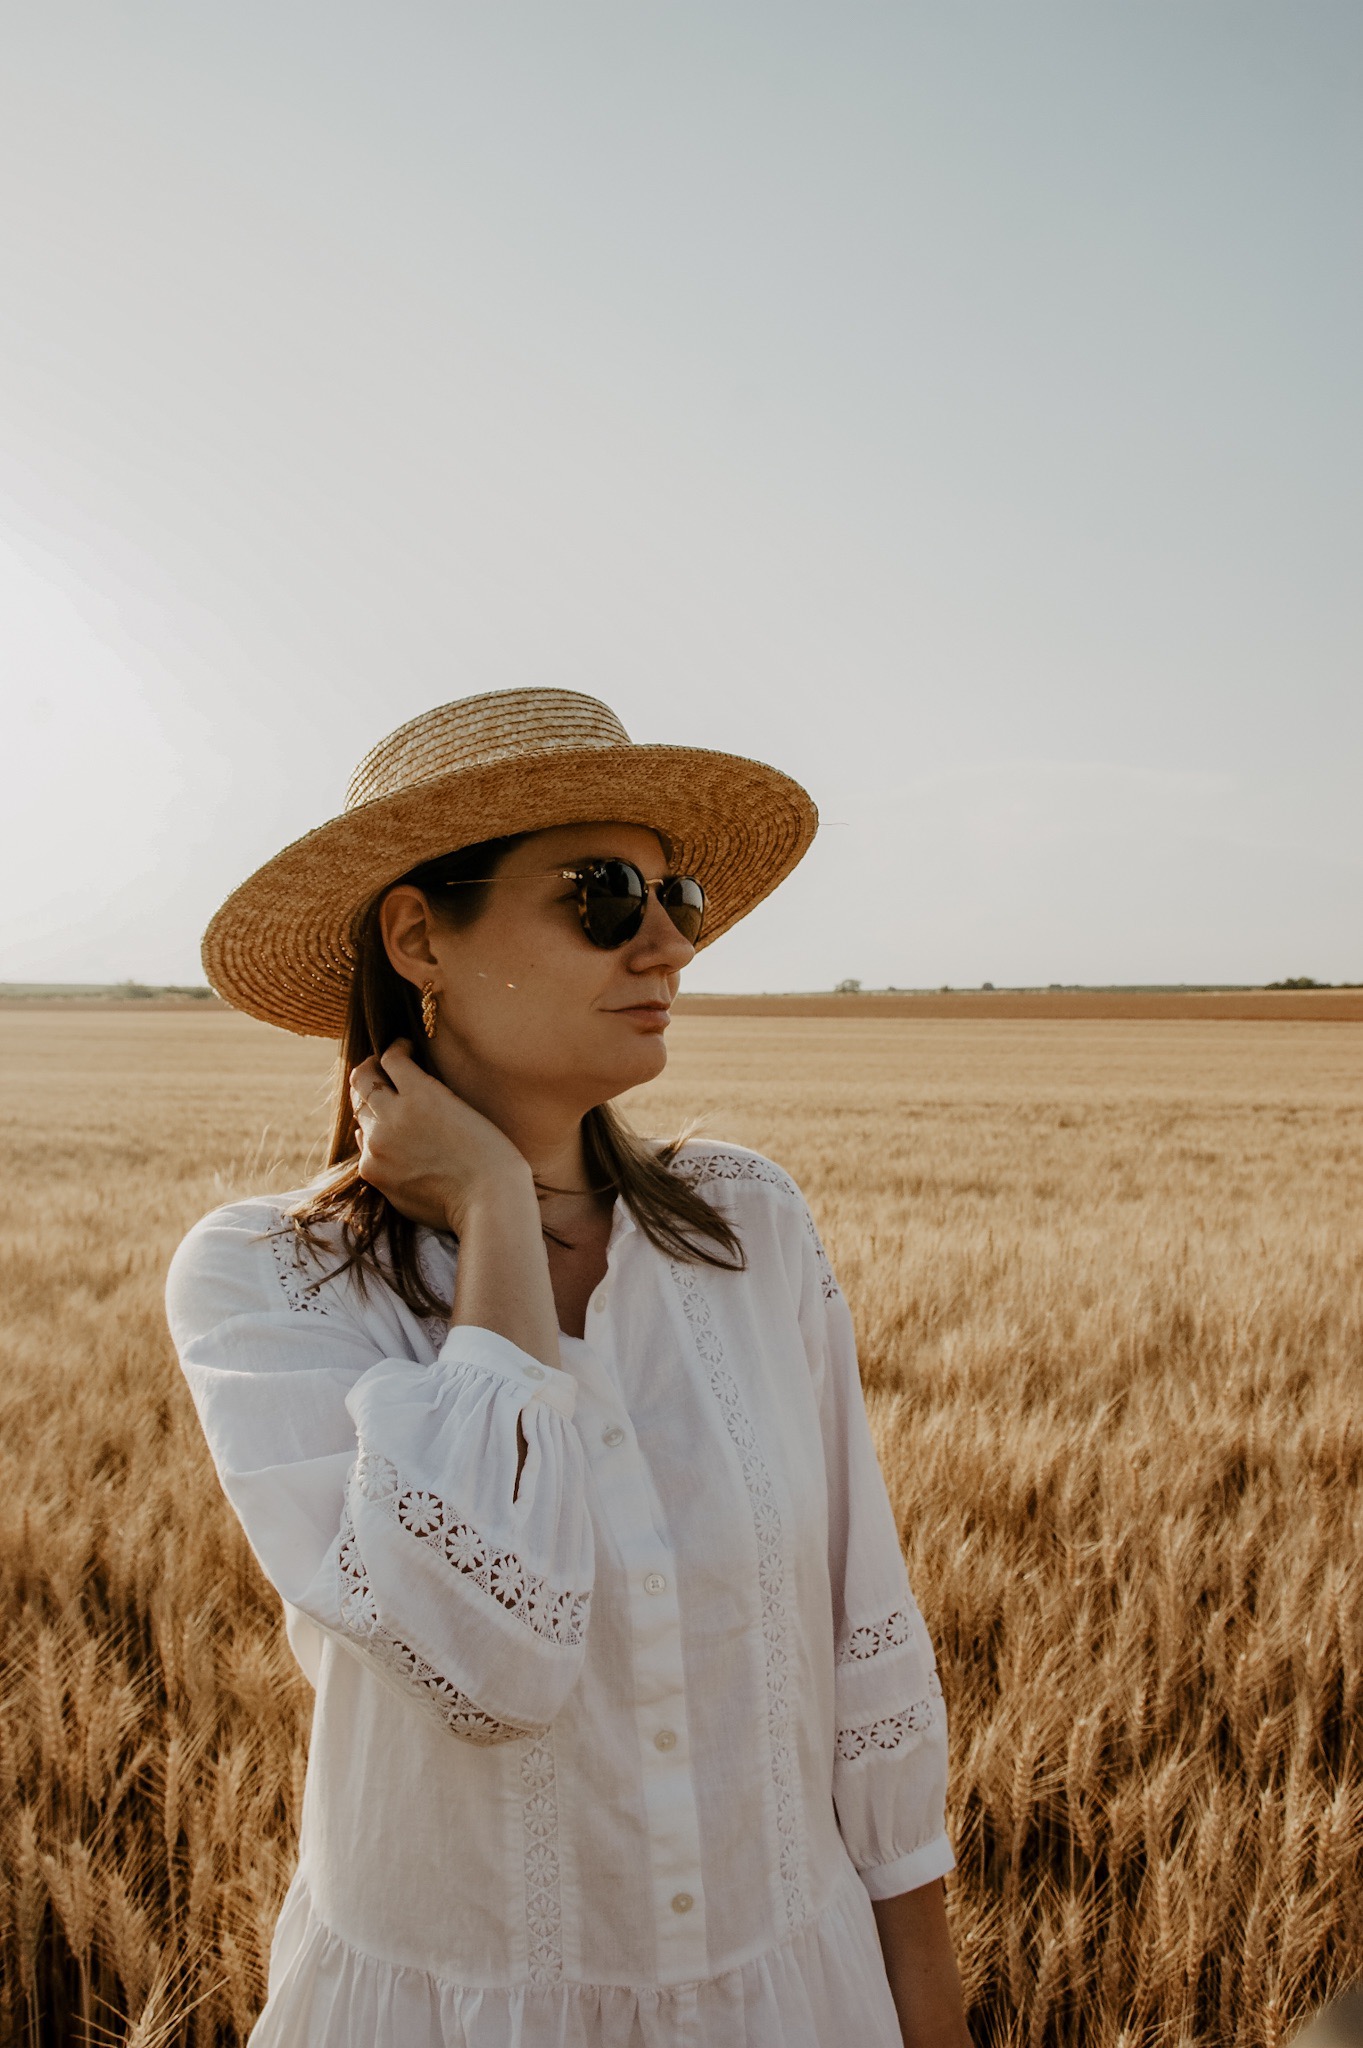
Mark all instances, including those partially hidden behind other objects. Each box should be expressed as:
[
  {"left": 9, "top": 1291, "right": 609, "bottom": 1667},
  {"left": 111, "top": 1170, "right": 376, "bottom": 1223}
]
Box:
[
  {"left": 377, "top": 1038, "right": 416, "bottom": 1088},
  {"left": 351, "top": 1045, "right": 422, "bottom": 1151},
  {"left": 348, "top": 1057, "right": 389, "bottom": 1137},
  {"left": 348, "top": 1032, "right": 526, "bottom": 1230},
  {"left": 349, "top": 1053, "right": 391, "bottom": 1097},
  {"left": 354, "top": 1039, "right": 427, "bottom": 1101}
]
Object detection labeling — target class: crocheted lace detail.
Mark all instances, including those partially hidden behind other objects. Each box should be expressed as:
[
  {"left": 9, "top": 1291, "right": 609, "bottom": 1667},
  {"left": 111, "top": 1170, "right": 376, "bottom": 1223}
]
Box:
[
  {"left": 838, "top": 1606, "right": 916, "bottom": 1666},
  {"left": 268, "top": 1226, "right": 332, "bottom": 1317},
  {"left": 421, "top": 1313, "right": 451, "bottom": 1351},
  {"left": 414, "top": 1233, "right": 452, "bottom": 1350},
  {"left": 521, "top": 1736, "right": 564, "bottom": 1985},
  {"left": 835, "top": 1671, "right": 944, "bottom": 1766},
  {"left": 669, "top": 1260, "right": 809, "bottom": 1930},
  {"left": 354, "top": 1448, "right": 590, "bottom": 1648},
  {"left": 337, "top": 1505, "right": 537, "bottom": 1745},
  {"left": 672, "top": 1147, "right": 840, "bottom": 1300},
  {"left": 268, "top": 1218, "right": 452, "bottom": 1339}
]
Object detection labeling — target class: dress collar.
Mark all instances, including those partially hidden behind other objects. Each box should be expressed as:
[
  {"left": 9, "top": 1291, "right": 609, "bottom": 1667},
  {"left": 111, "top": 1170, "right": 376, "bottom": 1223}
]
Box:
[{"left": 606, "top": 1192, "right": 638, "bottom": 1252}]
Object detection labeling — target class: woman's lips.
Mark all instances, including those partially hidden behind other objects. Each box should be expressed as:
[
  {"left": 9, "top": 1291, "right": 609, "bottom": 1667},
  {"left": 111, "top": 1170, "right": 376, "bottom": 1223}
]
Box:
[{"left": 612, "top": 1002, "right": 671, "bottom": 1028}]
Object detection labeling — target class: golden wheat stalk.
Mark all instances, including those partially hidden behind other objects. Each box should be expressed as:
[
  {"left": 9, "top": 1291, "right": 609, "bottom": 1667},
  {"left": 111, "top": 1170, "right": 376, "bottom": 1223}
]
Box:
[{"left": 1, "top": 1007, "right": 1360, "bottom": 2044}]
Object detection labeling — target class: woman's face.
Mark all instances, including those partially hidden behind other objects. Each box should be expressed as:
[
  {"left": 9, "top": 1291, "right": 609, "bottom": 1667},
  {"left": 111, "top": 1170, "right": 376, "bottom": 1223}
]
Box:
[{"left": 380, "top": 822, "right": 696, "bottom": 1113}]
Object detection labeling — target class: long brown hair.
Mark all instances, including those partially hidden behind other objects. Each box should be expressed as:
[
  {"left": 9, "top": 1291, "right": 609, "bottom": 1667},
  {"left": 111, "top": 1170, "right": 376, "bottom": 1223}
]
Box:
[{"left": 285, "top": 833, "right": 743, "bottom": 1316}]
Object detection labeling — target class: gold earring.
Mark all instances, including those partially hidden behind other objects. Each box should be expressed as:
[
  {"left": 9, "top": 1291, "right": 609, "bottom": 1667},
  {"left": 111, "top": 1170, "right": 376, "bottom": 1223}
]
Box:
[{"left": 420, "top": 981, "right": 438, "bottom": 1039}]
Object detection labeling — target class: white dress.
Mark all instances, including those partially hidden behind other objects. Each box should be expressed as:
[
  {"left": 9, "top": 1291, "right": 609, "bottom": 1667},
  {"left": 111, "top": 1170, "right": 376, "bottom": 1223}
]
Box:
[{"left": 166, "top": 1141, "right": 954, "bottom": 2048}]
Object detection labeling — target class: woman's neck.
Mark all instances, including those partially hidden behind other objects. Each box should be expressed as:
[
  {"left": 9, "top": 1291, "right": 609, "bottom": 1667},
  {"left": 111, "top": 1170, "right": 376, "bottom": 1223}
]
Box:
[
  {"left": 470, "top": 1089, "right": 613, "bottom": 1255},
  {"left": 431, "top": 1050, "right": 596, "bottom": 1198}
]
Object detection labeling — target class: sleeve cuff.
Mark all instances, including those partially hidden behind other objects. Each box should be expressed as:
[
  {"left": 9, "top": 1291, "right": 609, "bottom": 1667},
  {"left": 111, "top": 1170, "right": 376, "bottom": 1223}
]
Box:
[
  {"left": 856, "top": 1833, "right": 956, "bottom": 1900},
  {"left": 436, "top": 1324, "right": 578, "bottom": 1419}
]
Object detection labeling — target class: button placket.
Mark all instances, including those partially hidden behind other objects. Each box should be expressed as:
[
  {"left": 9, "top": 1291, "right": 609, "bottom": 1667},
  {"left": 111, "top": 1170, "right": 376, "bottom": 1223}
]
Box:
[
  {"left": 565, "top": 1268, "right": 706, "bottom": 1984},
  {"left": 628, "top": 1554, "right": 706, "bottom": 1975}
]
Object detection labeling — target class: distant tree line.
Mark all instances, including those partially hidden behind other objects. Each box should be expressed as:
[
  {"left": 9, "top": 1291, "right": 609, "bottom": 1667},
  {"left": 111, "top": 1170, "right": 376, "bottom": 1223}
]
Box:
[{"left": 1265, "top": 977, "right": 1361, "bottom": 990}]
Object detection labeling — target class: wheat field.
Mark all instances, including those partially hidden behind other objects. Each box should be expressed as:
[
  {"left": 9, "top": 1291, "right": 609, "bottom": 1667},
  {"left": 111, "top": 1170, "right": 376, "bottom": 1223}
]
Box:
[{"left": 1, "top": 1007, "right": 1360, "bottom": 2046}]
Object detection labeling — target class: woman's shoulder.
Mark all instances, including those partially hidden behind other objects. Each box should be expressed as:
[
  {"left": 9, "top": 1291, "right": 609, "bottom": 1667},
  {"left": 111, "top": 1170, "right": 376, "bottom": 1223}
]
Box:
[
  {"left": 170, "top": 1184, "right": 332, "bottom": 1269},
  {"left": 668, "top": 1139, "right": 841, "bottom": 1302},
  {"left": 667, "top": 1138, "right": 811, "bottom": 1214},
  {"left": 165, "top": 1185, "right": 357, "bottom": 1339}
]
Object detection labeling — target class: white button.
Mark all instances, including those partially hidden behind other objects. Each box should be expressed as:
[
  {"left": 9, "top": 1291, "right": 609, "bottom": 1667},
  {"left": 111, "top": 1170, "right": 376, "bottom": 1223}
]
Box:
[
  {"left": 643, "top": 1572, "right": 667, "bottom": 1595},
  {"left": 592, "top": 1293, "right": 608, "bottom": 1313},
  {"left": 671, "top": 1892, "right": 693, "bottom": 1914},
  {"left": 602, "top": 1425, "right": 626, "bottom": 1448},
  {"left": 653, "top": 1727, "right": 677, "bottom": 1751},
  {"left": 524, "top": 1364, "right": 544, "bottom": 1381}
]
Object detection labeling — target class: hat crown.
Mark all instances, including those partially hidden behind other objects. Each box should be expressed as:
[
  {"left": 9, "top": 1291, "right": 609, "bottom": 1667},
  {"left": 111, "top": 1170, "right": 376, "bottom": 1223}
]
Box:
[{"left": 345, "top": 688, "right": 631, "bottom": 812}]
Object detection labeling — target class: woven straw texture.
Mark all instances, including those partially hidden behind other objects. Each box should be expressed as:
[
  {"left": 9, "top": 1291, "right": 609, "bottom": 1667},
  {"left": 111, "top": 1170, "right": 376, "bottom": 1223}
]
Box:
[{"left": 203, "top": 688, "right": 818, "bottom": 1038}]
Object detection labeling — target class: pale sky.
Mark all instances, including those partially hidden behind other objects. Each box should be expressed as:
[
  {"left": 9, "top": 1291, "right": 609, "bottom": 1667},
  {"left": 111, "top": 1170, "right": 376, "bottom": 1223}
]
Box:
[{"left": 2, "top": 3, "right": 1359, "bottom": 994}]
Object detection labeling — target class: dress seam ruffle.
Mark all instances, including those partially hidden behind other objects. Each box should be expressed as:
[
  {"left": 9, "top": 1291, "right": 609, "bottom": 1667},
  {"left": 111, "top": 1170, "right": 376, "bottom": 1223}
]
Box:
[{"left": 281, "top": 1860, "right": 870, "bottom": 2001}]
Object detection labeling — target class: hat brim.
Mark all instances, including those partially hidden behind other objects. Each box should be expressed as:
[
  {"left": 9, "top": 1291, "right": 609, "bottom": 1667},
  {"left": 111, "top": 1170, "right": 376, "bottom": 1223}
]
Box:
[{"left": 202, "top": 743, "right": 818, "bottom": 1036}]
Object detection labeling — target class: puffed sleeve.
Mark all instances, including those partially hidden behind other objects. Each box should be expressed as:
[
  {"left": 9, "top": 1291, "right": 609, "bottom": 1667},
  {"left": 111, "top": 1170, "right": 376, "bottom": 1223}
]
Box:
[
  {"left": 794, "top": 1203, "right": 956, "bottom": 1899},
  {"left": 165, "top": 1201, "right": 594, "bottom": 1746}
]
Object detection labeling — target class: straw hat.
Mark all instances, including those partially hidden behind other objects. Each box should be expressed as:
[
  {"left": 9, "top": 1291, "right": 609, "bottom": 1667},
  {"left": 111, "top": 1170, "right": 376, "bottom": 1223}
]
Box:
[{"left": 203, "top": 688, "right": 818, "bottom": 1037}]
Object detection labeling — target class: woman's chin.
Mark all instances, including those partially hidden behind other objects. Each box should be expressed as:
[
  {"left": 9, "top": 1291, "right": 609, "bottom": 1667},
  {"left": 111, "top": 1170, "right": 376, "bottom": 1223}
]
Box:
[{"left": 604, "top": 1036, "right": 669, "bottom": 1094}]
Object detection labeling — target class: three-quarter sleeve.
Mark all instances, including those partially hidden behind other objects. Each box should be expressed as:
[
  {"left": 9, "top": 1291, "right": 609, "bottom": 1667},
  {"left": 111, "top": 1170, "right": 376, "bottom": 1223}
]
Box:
[
  {"left": 166, "top": 1203, "right": 594, "bottom": 1745},
  {"left": 793, "top": 1203, "right": 956, "bottom": 1900}
]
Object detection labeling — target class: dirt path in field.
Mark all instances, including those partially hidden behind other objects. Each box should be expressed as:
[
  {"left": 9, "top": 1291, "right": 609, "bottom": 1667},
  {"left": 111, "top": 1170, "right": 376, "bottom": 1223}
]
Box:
[{"left": 674, "top": 988, "right": 1363, "bottom": 1021}]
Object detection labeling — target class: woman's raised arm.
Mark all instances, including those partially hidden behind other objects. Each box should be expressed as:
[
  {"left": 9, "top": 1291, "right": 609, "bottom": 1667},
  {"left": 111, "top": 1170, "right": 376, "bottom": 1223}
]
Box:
[{"left": 166, "top": 1200, "right": 593, "bottom": 1745}]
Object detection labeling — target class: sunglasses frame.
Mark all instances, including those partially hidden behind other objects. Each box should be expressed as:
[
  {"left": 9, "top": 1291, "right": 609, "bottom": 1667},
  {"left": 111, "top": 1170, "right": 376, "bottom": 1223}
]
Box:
[
  {"left": 424, "top": 856, "right": 706, "bottom": 950},
  {"left": 555, "top": 860, "right": 707, "bottom": 951}
]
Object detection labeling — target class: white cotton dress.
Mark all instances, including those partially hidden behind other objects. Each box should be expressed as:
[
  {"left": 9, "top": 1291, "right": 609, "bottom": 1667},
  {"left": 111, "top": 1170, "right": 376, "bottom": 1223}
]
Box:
[{"left": 166, "top": 1141, "right": 954, "bottom": 2048}]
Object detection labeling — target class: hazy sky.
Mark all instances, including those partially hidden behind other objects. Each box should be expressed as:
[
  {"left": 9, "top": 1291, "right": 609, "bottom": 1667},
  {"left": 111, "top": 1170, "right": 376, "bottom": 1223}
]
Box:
[{"left": 2, "top": 3, "right": 1359, "bottom": 995}]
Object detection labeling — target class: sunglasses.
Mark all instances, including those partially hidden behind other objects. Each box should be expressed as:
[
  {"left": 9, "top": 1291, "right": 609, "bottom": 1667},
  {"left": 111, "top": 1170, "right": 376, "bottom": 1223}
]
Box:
[
  {"left": 432, "top": 857, "right": 706, "bottom": 950},
  {"left": 557, "top": 859, "right": 706, "bottom": 949}
]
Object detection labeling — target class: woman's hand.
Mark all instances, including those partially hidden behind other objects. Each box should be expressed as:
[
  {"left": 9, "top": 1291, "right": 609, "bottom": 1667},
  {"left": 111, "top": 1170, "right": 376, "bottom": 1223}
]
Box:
[
  {"left": 349, "top": 1040, "right": 530, "bottom": 1235},
  {"left": 350, "top": 1041, "right": 563, "bottom": 1371}
]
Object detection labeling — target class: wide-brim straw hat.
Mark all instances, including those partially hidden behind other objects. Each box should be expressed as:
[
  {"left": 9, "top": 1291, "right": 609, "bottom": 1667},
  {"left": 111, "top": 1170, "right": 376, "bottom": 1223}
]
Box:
[{"left": 203, "top": 688, "right": 818, "bottom": 1037}]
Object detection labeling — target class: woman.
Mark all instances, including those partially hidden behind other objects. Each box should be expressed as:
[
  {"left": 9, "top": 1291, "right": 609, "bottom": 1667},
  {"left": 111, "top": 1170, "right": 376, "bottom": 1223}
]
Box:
[{"left": 168, "top": 688, "right": 971, "bottom": 2048}]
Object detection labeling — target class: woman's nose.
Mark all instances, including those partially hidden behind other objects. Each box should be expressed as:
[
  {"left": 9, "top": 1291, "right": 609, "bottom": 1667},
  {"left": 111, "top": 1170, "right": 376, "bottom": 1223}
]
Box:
[{"left": 631, "top": 889, "right": 696, "bottom": 970}]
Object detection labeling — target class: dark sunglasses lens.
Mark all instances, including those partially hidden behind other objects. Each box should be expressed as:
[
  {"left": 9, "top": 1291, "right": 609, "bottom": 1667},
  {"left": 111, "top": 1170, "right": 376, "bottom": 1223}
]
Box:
[
  {"left": 660, "top": 875, "right": 706, "bottom": 944},
  {"left": 579, "top": 860, "right": 647, "bottom": 948}
]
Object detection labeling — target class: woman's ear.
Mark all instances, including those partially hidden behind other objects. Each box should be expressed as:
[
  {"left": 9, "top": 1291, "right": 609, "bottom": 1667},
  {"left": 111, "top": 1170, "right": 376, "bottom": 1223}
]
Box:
[{"left": 378, "top": 886, "right": 440, "bottom": 990}]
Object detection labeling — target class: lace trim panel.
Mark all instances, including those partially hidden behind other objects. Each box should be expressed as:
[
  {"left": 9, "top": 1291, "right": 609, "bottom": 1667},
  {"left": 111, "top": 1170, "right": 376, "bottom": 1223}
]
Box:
[
  {"left": 669, "top": 1259, "right": 809, "bottom": 1931},
  {"left": 268, "top": 1225, "right": 332, "bottom": 1317},
  {"left": 672, "top": 1148, "right": 840, "bottom": 1300},
  {"left": 838, "top": 1606, "right": 915, "bottom": 1666},
  {"left": 421, "top": 1313, "right": 451, "bottom": 1352},
  {"left": 521, "top": 1735, "right": 564, "bottom": 1985},
  {"left": 354, "top": 1448, "right": 590, "bottom": 1649},
  {"left": 835, "top": 1672, "right": 944, "bottom": 1765},
  {"left": 337, "top": 1506, "right": 537, "bottom": 1745},
  {"left": 414, "top": 1232, "right": 453, "bottom": 1351},
  {"left": 269, "top": 1219, "right": 451, "bottom": 1340}
]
